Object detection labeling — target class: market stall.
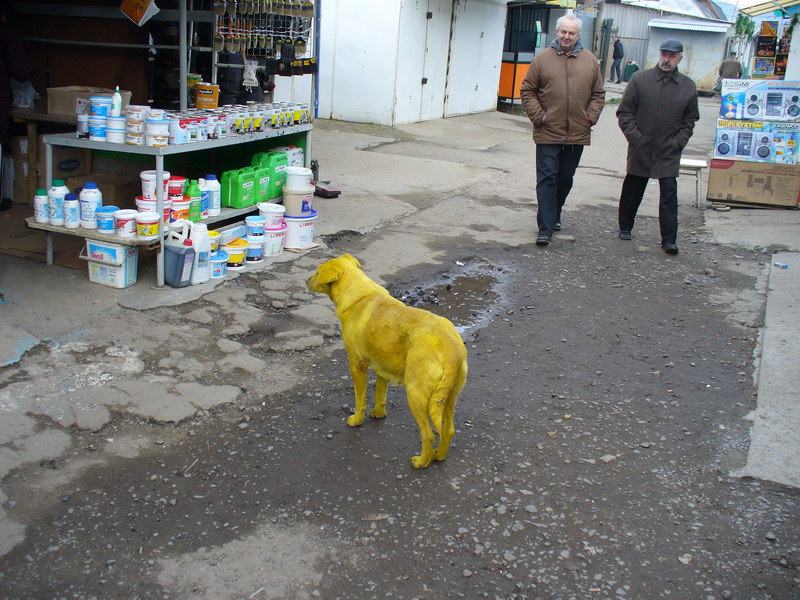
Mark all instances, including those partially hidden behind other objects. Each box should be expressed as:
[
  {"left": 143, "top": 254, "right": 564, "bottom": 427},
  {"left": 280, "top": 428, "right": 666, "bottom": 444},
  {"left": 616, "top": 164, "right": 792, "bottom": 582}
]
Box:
[{"left": 9, "top": 0, "right": 322, "bottom": 289}]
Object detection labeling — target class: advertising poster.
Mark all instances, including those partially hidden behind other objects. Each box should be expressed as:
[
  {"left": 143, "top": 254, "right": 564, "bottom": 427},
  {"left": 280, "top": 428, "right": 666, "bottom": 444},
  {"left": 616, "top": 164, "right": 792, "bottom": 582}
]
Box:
[
  {"left": 760, "top": 20, "right": 779, "bottom": 37},
  {"left": 775, "top": 54, "right": 788, "bottom": 78},
  {"left": 756, "top": 35, "right": 778, "bottom": 57},
  {"left": 754, "top": 58, "right": 776, "bottom": 76}
]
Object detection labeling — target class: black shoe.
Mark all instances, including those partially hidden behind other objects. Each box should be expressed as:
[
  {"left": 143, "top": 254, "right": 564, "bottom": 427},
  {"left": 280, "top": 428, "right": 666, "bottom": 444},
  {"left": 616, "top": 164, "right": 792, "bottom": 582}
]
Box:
[
  {"left": 618, "top": 230, "right": 632, "bottom": 241},
  {"left": 662, "top": 242, "right": 679, "bottom": 255},
  {"left": 615, "top": 80, "right": 622, "bottom": 84},
  {"left": 554, "top": 221, "right": 562, "bottom": 232},
  {"left": 536, "top": 233, "right": 551, "bottom": 246}
]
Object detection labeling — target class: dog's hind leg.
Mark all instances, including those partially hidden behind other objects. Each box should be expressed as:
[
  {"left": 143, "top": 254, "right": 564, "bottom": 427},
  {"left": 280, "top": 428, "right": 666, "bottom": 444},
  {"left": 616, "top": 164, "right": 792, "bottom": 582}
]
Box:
[
  {"left": 347, "top": 356, "right": 368, "bottom": 427},
  {"left": 407, "top": 385, "right": 435, "bottom": 469},
  {"left": 433, "top": 388, "right": 457, "bottom": 462},
  {"left": 370, "top": 376, "right": 388, "bottom": 419}
]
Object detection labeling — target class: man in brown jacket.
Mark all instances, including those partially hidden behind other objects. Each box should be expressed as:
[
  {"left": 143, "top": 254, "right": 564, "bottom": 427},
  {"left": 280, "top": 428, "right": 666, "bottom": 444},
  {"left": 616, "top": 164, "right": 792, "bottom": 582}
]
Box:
[
  {"left": 616, "top": 38, "right": 699, "bottom": 255},
  {"left": 520, "top": 14, "right": 605, "bottom": 246}
]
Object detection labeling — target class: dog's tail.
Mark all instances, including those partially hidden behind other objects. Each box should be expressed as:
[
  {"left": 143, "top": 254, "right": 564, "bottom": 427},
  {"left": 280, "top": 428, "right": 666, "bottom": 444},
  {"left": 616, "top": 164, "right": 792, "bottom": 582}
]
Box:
[{"left": 429, "top": 358, "right": 468, "bottom": 433}]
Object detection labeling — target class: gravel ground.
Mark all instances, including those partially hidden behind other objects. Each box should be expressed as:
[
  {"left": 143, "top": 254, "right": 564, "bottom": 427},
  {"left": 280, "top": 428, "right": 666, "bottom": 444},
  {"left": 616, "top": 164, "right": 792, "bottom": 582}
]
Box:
[{"left": 1, "top": 207, "right": 798, "bottom": 600}]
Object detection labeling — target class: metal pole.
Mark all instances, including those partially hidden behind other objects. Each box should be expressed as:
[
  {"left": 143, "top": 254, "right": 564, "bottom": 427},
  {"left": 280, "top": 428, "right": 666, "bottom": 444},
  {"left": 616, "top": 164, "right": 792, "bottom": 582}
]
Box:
[
  {"left": 179, "top": 0, "right": 188, "bottom": 111},
  {"left": 156, "top": 155, "right": 165, "bottom": 287},
  {"left": 46, "top": 143, "right": 53, "bottom": 265}
]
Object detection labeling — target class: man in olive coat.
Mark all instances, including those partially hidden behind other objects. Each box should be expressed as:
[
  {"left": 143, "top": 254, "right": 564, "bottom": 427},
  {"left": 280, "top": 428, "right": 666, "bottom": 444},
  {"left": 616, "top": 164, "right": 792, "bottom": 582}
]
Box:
[
  {"left": 520, "top": 14, "right": 605, "bottom": 246},
  {"left": 616, "top": 38, "right": 699, "bottom": 255}
]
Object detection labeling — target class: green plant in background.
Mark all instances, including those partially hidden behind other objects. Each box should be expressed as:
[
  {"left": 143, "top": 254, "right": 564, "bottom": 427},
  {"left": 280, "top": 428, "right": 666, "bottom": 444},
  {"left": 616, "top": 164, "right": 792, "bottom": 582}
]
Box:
[{"left": 735, "top": 13, "right": 756, "bottom": 41}]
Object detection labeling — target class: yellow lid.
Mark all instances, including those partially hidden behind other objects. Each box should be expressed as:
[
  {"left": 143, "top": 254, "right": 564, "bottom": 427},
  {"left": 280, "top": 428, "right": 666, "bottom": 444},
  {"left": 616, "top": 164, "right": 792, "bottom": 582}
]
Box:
[{"left": 224, "top": 238, "right": 248, "bottom": 249}]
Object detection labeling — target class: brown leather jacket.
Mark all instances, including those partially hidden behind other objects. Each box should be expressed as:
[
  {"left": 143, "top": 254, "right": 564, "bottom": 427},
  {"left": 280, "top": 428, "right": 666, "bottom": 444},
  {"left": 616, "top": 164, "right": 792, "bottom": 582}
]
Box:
[{"left": 520, "top": 40, "right": 606, "bottom": 145}]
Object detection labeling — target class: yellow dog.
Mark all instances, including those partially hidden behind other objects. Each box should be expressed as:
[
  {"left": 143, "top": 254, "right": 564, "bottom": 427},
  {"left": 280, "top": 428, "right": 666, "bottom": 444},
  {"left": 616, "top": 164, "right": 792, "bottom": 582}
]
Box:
[{"left": 307, "top": 254, "right": 468, "bottom": 468}]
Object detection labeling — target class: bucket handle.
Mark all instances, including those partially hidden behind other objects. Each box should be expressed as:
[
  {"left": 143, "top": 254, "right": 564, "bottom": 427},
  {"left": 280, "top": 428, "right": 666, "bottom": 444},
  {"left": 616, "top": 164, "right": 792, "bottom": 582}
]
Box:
[{"left": 79, "top": 244, "right": 125, "bottom": 267}]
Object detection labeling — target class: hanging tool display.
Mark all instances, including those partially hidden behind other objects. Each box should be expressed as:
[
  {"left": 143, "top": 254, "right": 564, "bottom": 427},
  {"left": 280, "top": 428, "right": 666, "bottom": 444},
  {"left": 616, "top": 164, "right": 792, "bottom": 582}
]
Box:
[{"left": 212, "top": 0, "right": 316, "bottom": 75}]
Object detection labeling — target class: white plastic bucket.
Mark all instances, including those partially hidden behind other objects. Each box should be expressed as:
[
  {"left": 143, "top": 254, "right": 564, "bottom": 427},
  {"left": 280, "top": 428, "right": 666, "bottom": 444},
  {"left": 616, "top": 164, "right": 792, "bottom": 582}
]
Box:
[
  {"left": 136, "top": 211, "right": 159, "bottom": 240},
  {"left": 106, "top": 129, "right": 125, "bottom": 144},
  {"left": 126, "top": 132, "right": 144, "bottom": 145},
  {"left": 125, "top": 105, "right": 150, "bottom": 120},
  {"left": 257, "top": 202, "right": 286, "bottom": 225},
  {"left": 283, "top": 209, "right": 317, "bottom": 249},
  {"left": 135, "top": 196, "right": 171, "bottom": 224},
  {"left": 210, "top": 250, "right": 228, "bottom": 279},
  {"left": 126, "top": 118, "right": 145, "bottom": 133},
  {"left": 171, "top": 199, "right": 190, "bottom": 222},
  {"left": 88, "top": 116, "right": 107, "bottom": 141},
  {"left": 146, "top": 133, "right": 169, "bottom": 147},
  {"left": 107, "top": 116, "right": 126, "bottom": 130},
  {"left": 282, "top": 184, "right": 315, "bottom": 217},
  {"left": 264, "top": 222, "right": 288, "bottom": 256},
  {"left": 140, "top": 170, "right": 171, "bottom": 200},
  {"left": 90, "top": 95, "right": 112, "bottom": 117},
  {"left": 284, "top": 166, "right": 313, "bottom": 190},
  {"left": 145, "top": 118, "right": 170, "bottom": 135},
  {"left": 96, "top": 205, "right": 118, "bottom": 232},
  {"left": 115, "top": 209, "right": 138, "bottom": 238},
  {"left": 246, "top": 235, "right": 265, "bottom": 262},
  {"left": 245, "top": 215, "right": 267, "bottom": 236}
]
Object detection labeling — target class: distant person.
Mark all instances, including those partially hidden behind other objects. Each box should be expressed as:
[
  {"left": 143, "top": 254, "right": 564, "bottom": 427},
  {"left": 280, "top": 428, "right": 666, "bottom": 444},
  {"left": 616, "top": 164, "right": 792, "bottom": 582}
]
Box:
[
  {"left": 719, "top": 51, "right": 743, "bottom": 80},
  {"left": 520, "top": 14, "right": 605, "bottom": 247},
  {"left": 616, "top": 38, "right": 699, "bottom": 256},
  {"left": 610, "top": 34, "right": 624, "bottom": 84}
]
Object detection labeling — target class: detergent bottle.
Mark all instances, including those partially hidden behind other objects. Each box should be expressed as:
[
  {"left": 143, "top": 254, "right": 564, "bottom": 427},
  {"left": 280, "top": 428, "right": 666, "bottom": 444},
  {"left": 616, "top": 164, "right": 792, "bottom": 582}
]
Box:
[
  {"left": 186, "top": 179, "right": 202, "bottom": 222},
  {"left": 189, "top": 222, "right": 211, "bottom": 285}
]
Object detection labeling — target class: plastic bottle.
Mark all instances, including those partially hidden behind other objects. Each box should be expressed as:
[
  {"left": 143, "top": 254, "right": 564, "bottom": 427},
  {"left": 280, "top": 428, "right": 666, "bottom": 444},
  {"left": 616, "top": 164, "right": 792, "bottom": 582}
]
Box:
[
  {"left": 110, "top": 85, "right": 122, "bottom": 117},
  {"left": 186, "top": 180, "right": 202, "bottom": 222},
  {"left": 204, "top": 174, "right": 221, "bottom": 217},
  {"left": 64, "top": 193, "right": 80, "bottom": 229},
  {"left": 189, "top": 222, "right": 211, "bottom": 285},
  {"left": 33, "top": 188, "right": 49, "bottom": 223},
  {"left": 48, "top": 179, "right": 69, "bottom": 226},
  {"left": 79, "top": 181, "right": 103, "bottom": 228},
  {"left": 198, "top": 177, "right": 210, "bottom": 219}
]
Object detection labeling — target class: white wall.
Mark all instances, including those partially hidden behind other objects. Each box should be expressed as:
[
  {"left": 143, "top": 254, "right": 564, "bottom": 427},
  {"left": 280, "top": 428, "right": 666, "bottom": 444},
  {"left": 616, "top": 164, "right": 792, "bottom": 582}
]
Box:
[
  {"left": 394, "top": 0, "right": 429, "bottom": 124},
  {"left": 785, "top": 25, "right": 800, "bottom": 81},
  {"left": 315, "top": 0, "right": 403, "bottom": 124},
  {"left": 444, "top": 0, "right": 506, "bottom": 117}
]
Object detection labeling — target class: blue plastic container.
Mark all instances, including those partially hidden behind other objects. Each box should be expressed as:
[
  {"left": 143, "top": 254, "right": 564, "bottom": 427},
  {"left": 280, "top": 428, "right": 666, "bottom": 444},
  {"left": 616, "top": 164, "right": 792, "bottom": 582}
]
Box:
[
  {"left": 245, "top": 215, "right": 267, "bottom": 237},
  {"left": 96, "top": 205, "right": 119, "bottom": 232}
]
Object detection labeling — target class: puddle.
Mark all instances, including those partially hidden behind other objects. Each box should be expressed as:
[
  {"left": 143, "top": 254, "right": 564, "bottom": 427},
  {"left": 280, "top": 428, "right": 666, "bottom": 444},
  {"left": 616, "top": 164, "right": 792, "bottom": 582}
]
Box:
[{"left": 389, "top": 261, "right": 510, "bottom": 337}]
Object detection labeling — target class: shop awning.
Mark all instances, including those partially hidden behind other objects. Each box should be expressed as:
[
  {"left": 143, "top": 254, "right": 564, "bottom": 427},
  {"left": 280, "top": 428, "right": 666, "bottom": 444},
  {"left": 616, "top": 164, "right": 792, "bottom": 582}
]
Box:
[
  {"left": 648, "top": 17, "right": 732, "bottom": 33},
  {"left": 741, "top": 0, "right": 800, "bottom": 16}
]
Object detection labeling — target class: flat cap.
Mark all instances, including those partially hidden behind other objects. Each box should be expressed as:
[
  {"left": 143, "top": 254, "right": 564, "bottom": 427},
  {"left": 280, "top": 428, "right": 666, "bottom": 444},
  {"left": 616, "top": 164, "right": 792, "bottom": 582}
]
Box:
[{"left": 659, "top": 38, "right": 683, "bottom": 53}]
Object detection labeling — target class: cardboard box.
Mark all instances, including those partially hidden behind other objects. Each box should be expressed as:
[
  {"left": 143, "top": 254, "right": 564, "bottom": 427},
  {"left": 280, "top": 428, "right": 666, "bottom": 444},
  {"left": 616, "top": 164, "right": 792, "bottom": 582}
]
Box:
[
  {"left": 720, "top": 79, "right": 800, "bottom": 121},
  {"left": 707, "top": 159, "right": 800, "bottom": 207},
  {"left": 47, "top": 86, "right": 132, "bottom": 116},
  {"left": 36, "top": 134, "right": 92, "bottom": 184},
  {"left": 65, "top": 173, "right": 140, "bottom": 208}
]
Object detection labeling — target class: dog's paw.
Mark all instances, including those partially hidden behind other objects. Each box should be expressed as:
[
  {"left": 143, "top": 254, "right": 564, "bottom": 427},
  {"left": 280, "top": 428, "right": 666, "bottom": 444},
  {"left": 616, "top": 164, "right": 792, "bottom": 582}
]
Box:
[
  {"left": 369, "top": 408, "right": 386, "bottom": 419},
  {"left": 410, "top": 454, "right": 431, "bottom": 469},
  {"left": 347, "top": 414, "right": 365, "bottom": 427}
]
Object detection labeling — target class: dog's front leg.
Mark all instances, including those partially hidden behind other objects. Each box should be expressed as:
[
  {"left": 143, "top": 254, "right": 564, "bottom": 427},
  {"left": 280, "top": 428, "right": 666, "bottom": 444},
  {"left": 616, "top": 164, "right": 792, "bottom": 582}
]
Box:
[
  {"left": 370, "top": 376, "right": 388, "bottom": 419},
  {"left": 347, "top": 356, "right": 368, "bottom": 426}
]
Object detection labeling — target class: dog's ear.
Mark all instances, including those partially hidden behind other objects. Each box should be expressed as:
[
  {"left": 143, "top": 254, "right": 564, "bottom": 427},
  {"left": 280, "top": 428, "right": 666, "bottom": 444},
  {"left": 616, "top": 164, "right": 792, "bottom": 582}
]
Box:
[
  {"left": 341, "top": 253, "right": 362, "bottom": 269},
  {"left": 315, "top": 261, "right": 341, "bottom": 285}
]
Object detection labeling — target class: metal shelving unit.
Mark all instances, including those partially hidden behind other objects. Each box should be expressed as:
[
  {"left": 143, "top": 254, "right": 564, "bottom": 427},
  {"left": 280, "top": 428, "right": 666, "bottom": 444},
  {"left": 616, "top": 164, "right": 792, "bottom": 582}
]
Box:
[{"left": 40, "top": 124, "right": 313, "bottom": 287}]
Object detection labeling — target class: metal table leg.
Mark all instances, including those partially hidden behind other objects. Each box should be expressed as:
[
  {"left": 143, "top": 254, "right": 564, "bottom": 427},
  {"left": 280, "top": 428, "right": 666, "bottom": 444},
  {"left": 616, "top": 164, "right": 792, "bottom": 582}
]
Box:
[
  {"left": 46, "top": 233, "right": 53, "bottom": 265},
  {"left": 155, "top": 155, "right": 165, "bottom": 287}
]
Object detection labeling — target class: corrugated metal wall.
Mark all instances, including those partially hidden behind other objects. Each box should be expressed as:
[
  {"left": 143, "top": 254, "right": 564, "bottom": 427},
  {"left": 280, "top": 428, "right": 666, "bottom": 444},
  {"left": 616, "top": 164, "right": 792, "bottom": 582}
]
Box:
[{"left": 599, "top": 3, "right": 660, "bottom": 70}]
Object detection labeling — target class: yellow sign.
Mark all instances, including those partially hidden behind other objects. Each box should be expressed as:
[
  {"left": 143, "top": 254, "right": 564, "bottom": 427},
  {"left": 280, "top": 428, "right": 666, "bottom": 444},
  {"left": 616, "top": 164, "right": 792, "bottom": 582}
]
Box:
[{"left": 546, "top": 0, "right": 578, "bottom": 8}]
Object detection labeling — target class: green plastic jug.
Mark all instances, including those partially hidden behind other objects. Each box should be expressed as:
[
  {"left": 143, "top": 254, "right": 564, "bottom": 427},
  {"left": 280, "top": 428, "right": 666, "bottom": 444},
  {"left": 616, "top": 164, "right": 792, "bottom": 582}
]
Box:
[
  {"left": 230, "top": 167, "right": 255, "bottom": 209},
  {"left": 256, "top": 151, "right": 288, "bottom": 200},
  {"left": 221, "top": 168, "right": 237, "bottom": 208},
  {"left": 253, "top": 165, "right": 271, "bottom": 203}
]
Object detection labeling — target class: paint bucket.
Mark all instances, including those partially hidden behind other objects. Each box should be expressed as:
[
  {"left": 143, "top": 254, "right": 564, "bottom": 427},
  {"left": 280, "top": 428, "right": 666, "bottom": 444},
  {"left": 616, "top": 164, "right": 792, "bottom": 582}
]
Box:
[
  {"left": 245, "top": 215, "right": 267, "bottom": 236},
  {"left": 126, "top": 118, "right": 145, "bottom": 133},
  {"left": 106, "top": 129, "right": 125, "bottom": 144},
  {"left": 88, "top": 116, "right": 107, "bottom": 141},
  {"left": 145, "top": 118, "right": 170, "bottom": 135},
  {"left": 114, "top": 209, "right": 138, "bottom": 238},
  {"left": 146, "top": 133, "right": 169, "bottom": 147},
  {"left": 140, "top": 170, "right": 171, "bottom": 200},
  {"left": 147, "top": 108, "right": 166, "bottom": 119},
  {"left": 257, "top": 202, "right": 286, "bottom": 225},
  {"left": 135, "top": 197, "right": 171, "bottom": 225},
  {"left": 125, "top": 105, "right": 149, "bottom": 120},
  {"left": 195, "top": 82, "right": 220, "bottom": 109},
  {"left": 96, "top": 205, "right": 118, "bottom": 232},
  {"left": 171, "top": 199, "right": 190, "bottom": 222},
  {"left": 283, "top": 209, "right": 317, "bottom": 249},
  {"left": 90, "top": 95, "right": 112, "bottom": 117},
  {"left": 126, "top": 132, "right": 144, "bottom": 145},
  {"left": 210, "top": 250, "right": 228, "bottom": 279},
  {"left": 168, "top": 176, "right": 186, "bottom": 197},
  {"left": 208, "top": 230, "right": 220, "bottom": 252},
  {"left": 107, "top": 116, "right": 126, "bottom": 130},
  {"left": 284, "top": 166, "right": 313, "bottom": 190},
  {"left": 264, "top": 221, "right": 288, "bottom": 257},
  {"left": 136, "top": 211, "right": 159, "bottom": 240},
  {"left": 223, "top": 239, "right": 247, "bottom": 270},
  {"left": 76, "top": 114, "right": 89, "bottom": 139},
  {"left": 246, "top": 235, "right": 265, "bottom": 262},
  {"left": 282, "top": 184, "right": 315, "bottom": 217}
]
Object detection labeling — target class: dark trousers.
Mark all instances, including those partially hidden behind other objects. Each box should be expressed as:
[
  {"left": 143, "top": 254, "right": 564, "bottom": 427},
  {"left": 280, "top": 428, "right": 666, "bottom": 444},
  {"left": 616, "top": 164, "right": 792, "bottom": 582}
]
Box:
[
  {"left": 618, "top": 174, "right": 678, "bottom": 244},
  {"left": 610, "top": 59, "right": 623, "bottom": 82},
  {"left": 535, "top": 143, "right": 584, "bottom": 234}
]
